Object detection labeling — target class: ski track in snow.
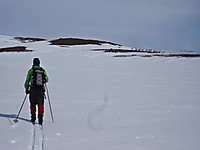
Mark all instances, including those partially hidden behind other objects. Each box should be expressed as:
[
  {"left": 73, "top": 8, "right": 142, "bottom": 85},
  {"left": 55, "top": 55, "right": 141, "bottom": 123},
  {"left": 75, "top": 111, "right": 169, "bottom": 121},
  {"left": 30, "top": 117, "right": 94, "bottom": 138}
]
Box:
[
  {"left": 30, "top": 124, "right": 36, "bottom": 150},
  {"left": 29, "top": 124, "right": 45, "bottom": 150},
  {"left": 40, "top": 125, "right": 45, "bottom": 150}
]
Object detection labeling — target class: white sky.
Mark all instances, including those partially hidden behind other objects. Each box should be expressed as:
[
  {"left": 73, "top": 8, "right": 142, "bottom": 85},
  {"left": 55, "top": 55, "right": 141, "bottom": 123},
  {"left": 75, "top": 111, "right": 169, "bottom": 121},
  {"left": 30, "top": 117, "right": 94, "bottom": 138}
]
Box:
[{"left": 0, "top": 0, "right": 200, "bottom": 51}]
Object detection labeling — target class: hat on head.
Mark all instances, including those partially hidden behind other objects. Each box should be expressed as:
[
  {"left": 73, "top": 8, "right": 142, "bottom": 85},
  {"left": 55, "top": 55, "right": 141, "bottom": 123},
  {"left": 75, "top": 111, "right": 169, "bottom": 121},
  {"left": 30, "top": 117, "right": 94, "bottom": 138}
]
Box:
[{"left": 33, "top": 58, "right": 40, "bottom": 66}]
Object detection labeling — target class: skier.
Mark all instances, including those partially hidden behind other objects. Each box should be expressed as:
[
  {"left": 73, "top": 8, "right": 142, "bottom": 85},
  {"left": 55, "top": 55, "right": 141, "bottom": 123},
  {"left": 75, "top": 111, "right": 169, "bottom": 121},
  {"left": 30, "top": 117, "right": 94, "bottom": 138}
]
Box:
[{"left": 24, "top": 58, "right": 49, "bottom": 125}]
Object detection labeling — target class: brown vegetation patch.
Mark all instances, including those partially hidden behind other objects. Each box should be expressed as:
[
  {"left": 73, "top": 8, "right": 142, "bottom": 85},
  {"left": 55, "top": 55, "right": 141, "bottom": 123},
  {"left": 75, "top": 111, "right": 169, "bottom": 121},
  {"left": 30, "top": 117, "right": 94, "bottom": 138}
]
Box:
[
  {"left": 93, "top": 48, "right": 200, "bottom": 58},
  {"left": 49, "top": 38, "right": 121, "bottom": 46},
  {"left": 14, "top": 37, "right": 46, "bottom": 43},
  {"left": 114, "top": 54, "right": 200, "bottom": 58},
  {"left": 93, "top": 48, "right": 163, "bottom": 53},
  {"left": 0, "top": 46, "right": 33, "bottom": 53}
]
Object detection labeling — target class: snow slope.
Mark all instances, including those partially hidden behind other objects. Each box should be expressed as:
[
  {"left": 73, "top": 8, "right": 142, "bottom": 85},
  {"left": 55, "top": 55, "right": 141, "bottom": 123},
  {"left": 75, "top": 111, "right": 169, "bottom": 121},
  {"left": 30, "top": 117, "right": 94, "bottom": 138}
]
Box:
[{"left": 0, "top": 35, "right": 200, "bottom": 150}]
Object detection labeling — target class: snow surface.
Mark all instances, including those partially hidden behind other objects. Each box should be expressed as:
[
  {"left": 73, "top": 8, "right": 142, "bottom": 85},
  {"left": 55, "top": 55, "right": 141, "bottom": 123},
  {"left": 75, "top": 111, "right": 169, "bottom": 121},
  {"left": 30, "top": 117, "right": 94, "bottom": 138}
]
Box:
[{"left": 0, "top": 35, "right": 200, "bottom": 150}]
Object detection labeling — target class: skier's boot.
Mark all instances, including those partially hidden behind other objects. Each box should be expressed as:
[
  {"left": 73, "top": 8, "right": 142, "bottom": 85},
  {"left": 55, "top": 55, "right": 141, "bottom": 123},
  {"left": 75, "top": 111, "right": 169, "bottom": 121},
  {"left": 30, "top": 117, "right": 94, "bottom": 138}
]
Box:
[
  {"left": 30, "top": 105, "right": 36, "bottom": 123},
  {"left": 38, "top": 114, "right": 43, "bottom": 125},
  {"left": 31, "top": 118, "right": 35, "bottom": 124},
  {"left": 38, "top": 105, "right": 44, "bottom": 125}
]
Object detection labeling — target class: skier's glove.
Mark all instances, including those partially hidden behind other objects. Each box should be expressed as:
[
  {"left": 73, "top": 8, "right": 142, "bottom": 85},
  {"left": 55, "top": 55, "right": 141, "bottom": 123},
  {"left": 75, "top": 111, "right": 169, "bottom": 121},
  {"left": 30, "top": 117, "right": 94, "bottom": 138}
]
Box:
[{"left": 26, "top": 89, "right": 30, "bottom": 94}]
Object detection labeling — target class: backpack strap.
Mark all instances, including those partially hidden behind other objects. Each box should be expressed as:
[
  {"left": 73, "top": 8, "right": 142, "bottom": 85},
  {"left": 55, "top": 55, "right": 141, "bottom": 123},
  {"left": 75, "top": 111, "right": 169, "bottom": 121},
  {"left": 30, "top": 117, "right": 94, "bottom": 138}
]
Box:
[
  {"left": 31, "top": 67, "right": 37, "bottom": 85},
  {"left": 40, "top": 67, "right": 46, "bottom": 84}
]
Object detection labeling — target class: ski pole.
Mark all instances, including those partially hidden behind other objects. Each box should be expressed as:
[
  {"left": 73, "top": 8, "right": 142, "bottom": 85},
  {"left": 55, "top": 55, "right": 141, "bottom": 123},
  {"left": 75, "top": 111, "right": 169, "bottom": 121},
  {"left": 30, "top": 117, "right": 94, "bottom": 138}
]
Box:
[
  {"left": 13, "top": 94, "right": 28, "bottom": 123},
  {"left": 45, "top": 84, "right": 54, "bottom": 123}
]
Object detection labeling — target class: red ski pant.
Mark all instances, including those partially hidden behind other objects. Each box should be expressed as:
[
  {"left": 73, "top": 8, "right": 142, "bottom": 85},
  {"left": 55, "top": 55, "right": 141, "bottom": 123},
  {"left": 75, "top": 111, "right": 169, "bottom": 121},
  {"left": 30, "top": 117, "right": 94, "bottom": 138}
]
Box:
[{"left": 30, "top": 105, "right": 44, "bottom": 120}]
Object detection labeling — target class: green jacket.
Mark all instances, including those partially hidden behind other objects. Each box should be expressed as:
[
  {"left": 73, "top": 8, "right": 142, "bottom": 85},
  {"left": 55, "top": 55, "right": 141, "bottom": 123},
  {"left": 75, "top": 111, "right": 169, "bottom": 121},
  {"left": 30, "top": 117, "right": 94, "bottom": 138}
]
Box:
[{"left": 24, "top": 66, "right": 49, "bottom": 89}]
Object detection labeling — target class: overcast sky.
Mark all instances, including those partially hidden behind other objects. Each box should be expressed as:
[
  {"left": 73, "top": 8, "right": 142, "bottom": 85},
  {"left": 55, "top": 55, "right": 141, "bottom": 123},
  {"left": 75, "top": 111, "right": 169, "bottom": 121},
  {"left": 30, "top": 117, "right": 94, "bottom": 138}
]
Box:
[{"left": 0, "top": 0, "right": 200, "bottom": 52}]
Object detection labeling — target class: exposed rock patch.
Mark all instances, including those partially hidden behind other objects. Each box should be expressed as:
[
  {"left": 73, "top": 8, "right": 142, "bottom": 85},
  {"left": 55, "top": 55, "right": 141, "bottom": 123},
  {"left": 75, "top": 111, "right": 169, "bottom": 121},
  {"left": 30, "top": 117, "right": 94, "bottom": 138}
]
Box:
[
  {"left": 49, "top": 38, "right": 121, "bottom": 46},
  {"left": 114, "top": 53, "right": 200, "bottom": 58},
  {"left": 93, "top": 48, "right": 163, "bottom": 53},
  {"left": 0, "top": 46, "right": 33, "bottom": 52},
  {"left": 93, "top": 48, "right": 200, "bottom": 58},
  {"left": 14, "top": 37, "right": 46, "bottom": 43}
]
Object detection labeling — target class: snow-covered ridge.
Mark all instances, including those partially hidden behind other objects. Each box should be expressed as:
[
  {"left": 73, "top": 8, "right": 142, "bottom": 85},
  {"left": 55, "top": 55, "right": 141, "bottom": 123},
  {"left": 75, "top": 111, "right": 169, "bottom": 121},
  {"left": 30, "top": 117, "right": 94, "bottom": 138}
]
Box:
[
  {"left": 1, "top": 35, "right": 200, "bottom": 58},
  {"left": 0, "top": 35, "right": 129, "bottom": 53},
  {"left": 0, "top": 35, "right": 124, "bottom": 47}
]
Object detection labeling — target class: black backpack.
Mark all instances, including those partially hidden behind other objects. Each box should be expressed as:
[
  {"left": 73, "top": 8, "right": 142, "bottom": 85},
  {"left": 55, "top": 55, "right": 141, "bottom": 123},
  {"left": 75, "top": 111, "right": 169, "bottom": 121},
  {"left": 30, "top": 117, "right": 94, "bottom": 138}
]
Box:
[{"left": 31, "top": 67, "right": 46, "bottom": 86}]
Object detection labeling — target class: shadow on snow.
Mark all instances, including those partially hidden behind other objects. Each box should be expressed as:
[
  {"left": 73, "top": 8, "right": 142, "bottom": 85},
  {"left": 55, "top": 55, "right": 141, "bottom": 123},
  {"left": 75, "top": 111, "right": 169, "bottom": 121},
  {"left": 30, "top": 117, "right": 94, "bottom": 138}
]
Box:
[{"left": 0, "top": 113, "right": 31, "bottom": 125}]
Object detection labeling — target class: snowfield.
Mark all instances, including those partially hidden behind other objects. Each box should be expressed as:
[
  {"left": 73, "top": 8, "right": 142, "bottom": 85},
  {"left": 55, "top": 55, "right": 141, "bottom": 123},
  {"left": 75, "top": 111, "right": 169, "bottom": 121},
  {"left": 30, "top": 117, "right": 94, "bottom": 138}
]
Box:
[{"left": 0, "top": 35, "right": 200, "bottom": 150}]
